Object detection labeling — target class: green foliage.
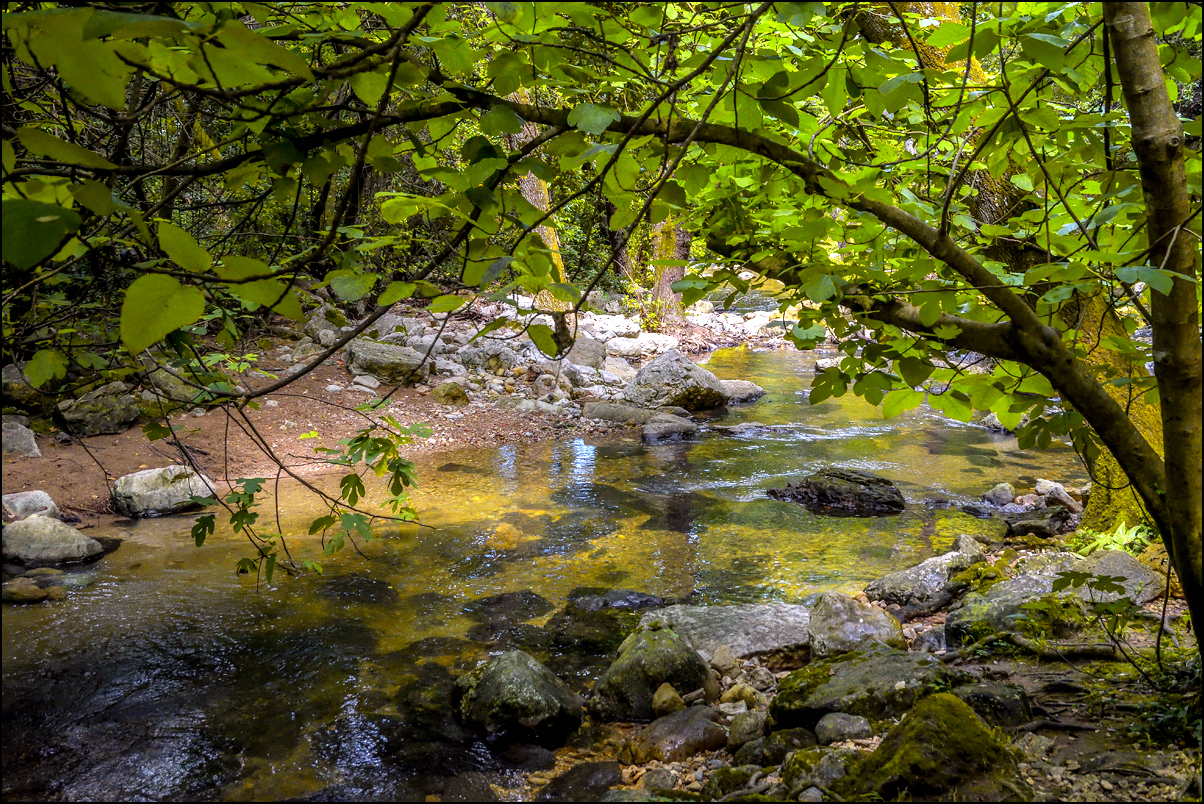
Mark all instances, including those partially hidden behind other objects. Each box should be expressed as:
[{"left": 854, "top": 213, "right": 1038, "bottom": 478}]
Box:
[{"left": 1068, "top": 520, "right": 1155, "bottom": 557}]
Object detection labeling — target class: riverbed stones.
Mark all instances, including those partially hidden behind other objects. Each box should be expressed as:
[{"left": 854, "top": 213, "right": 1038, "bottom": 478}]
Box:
[
  {"left": 455, "top": 650, "right": 583, "bottom": 744},
  {"left": 651, "top": 682, "right": 686, "bottom": 717},
  {"left": 719, "top": 379, "right": 766, "bottom": 403},
  {"left": 639, "top": 603, "right": 813, "bottom": 667},
  {"left": 2, "top": 515, "right": 103, "bottom": 566},
  {"left": 431, "top": 381, "right": 469, "bottom": 406},
  {"left": 623, "top": 350, "right": 728, "bottom": 411},
  {"left": 111, "top": 464, "right": 217, "bottom": 517},
  {"left": 734, "top": 727, "right": 817, "bottom": 765},
  {"left": 641, "top": 414, "right": 698, "bottom": 443},
  {"left": 982, "top": 482, "right": 1016, "bottom": 506},
  {"left": 768, "top": 468, "right": 905, "bottom": 516},
  {"left": 727, "top": 710, "right": 767, "bottom": 751},
  {"left": 302, "top": 303, "right": 348, "bottom": 342},
  {"left": 814, "top": 712, "right": 873, "bottom": 744},
  {"left": 847, "top": 693, "right": 1029, "bottom": 801},
  {"left": 781, "top": 747, "right": 858, "bottom": 794},
  {"left": 346, "top": 338, "right": 430, "bottom": 384},
  {"left": 617, "top": 705, "right": 727, "bottom": 763},
  {"left": 591, "top": 628, "right": 710, "bottom": 721},
  {"left": 769, "top": 647, "right": 972, "bottom": 729},
  {"left": 864, "top": 534, "right": 985, "bottom": 606},
  {"left": 56, "top": 381, "right": 139, "bottom": 436},
  {"left": 603, "top": 356, "right": 637, "bottom": 382},
  {"left": 2, "top": 490, "right": 60, "bottom": 521},
  {"left": 807, "top": 592, "right": 907, "bottom": 659},
  {"left": 2, "top": 421, "right": 41, "bottom": 457}
]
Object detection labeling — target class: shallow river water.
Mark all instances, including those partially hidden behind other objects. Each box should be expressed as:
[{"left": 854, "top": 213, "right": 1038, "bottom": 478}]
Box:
[{"left": 2, "top": 346, "right": 1087, "bottom": 801}]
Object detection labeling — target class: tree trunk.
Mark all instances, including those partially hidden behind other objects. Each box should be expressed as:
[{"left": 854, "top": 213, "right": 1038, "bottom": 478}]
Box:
[
  {"left": 1105, "top": 1, "right": 1202, "bottom": 639},
  {"left": 650, "top": 217, "right": 691, "bottom": 323},
  {"left": 602, "top": 199, "right": 635, "bottom": 282}
]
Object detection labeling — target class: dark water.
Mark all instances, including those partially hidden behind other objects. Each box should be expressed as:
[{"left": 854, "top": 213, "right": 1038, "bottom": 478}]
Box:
[{"left": 2, "top": 346, "right": 1086, "bottom": 801}]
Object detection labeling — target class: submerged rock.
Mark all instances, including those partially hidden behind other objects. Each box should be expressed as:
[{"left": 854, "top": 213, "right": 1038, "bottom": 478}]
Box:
[
  {"left": 2, "top": 575, "right": 50, "bottom": 603},
  {"left": 591, "top": 628, "right": 710, "bottom": 721},
  {"left": 638, "top": 603, "right": 813, "bottom": 667},
  {"left": 618, "top": 705, "right": 727, "bottom": 763},
  {"left": 847, "top": 693, "right": 1030, "bottom": 801},
  {"left": 455, "top": 650, "right": 583, "bottom": 744},
  {"left": 768, "top": 468, "right": 905, "bottom": 517},
  {"left": 769, "top": 647, "right": 972, "bottom": 729},
  {"left": 622, "top": 350, "right": 728, "bottom": 411},
  {"left": 807, "top": 591, "right": 907, "bottom": 659},
  {"left": 640, "top": 414, "right": 698, "bottom": 443},
  {"left": 3, "top": 490, "right": 61, "bottom": 522},
  {"left": 567, "top": 588, "right": 665, "bottom": 612},
  {"left": 111, "top": 465, "right": 217, "bottom": 517},
  {"left": 2, "top": 515, "right": 103, "bottom": 566}
]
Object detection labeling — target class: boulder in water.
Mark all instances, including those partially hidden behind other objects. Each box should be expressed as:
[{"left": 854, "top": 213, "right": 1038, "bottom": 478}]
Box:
[
  {"left": 111, "top": 464, "right": 217, "bottom": 517},
  {"left": 864, "top": 534, "right": 985, "bottom": 606},
  {"left": 719, "top": 379, "right": 766, "bottom": 403},
  {"left": 455, "top": 650, "right": 583, "bottom": 744},
  {"left": 623, "top": 349, "right": 728, "bottom": 411},
  {"left": 2, "top": 515, "right": 103, "bottom": 566},
  {"left": 768, "top": 468, "right": 905, "bottom": 517},
  {"left": 641, "top": 414, "right": 698, "bottom": 443},
  {"left": 534, "top": 761, "right": 621, "bottom": 802}
]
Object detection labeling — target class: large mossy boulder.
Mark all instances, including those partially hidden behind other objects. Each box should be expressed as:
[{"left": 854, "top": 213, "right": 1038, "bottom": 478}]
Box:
[
  {"left": 56, "top": 381, "right": 139, "bottom": 436},
  {"left": 844, "top": 693, "right": 1030, "bottom": 801},
  {"left": 455, "top": 650, "right": 583, "bottom": 744},
  {"left": 346, "top": 338, "right": 430, "bottom": 384},
  {"left": 618, "top": 705, "right": 727, "bottom": 763},
  {"left": 111, "top": 465, "right": 217, "bottom": 517},
  {"left": 808, "top": 591, "right": 907, "bottom": 659},
  {"left": 622, "top": 349, "right": 728, "bottom": 411},
  {"left": 768, "top": 467, "right": 905, "bottom": 516},
  {"left": 2, "top": 515, "right": 103, "bottom": 566},
  {"left": 769, "top": 648, "right": 972, "bottom": 729},
  {"left": 590, "top": 628, "right": 710, "bottom": 721},
  {"left": 865, "top": 534, "right": 985, "bottom": 606}
]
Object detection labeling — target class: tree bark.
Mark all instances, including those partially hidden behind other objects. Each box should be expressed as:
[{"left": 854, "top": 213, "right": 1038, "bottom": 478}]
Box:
[
  {"left": 650, "top": 217, "right": 691, "bottom": 322},
  {"left": 1105, "top": 1, "right": 1202, "bottom": 637}
]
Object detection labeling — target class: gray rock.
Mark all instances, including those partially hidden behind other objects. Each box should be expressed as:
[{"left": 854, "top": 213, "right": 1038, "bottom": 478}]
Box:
[
  {"left": 346, "top": 339, "right": 430, "bottom": 385},
  {"left": 913, "top": 626, "right": 946, "bottom": 653},
  {"left": 536, "top": 761, "right": 621, "bottom": 802},
  {"left": 56, "top": 381, "right": 139, "bottom": 436},
  {"left": 798, "top": 787, "right": 824, "bottom": 802},
  {"left": 434, "top": 358, "right": 467, "bottom": 377},
  {"left": 457, "top": 341, "right": 521, "bottom": 373},
  {"left": 1003, "top": 505, "right": 1076, "bottom": 537},
  {"left": 768, "top": 468, "right": 905, "bottom": 517},
  {"left": 640, "top": 603, "right": 813, "bottom": 666},
  {"left": 727, "top": 709, "right": 767, "bottom": 751},
  {"left": 591, "top": 628, "right": 710, "bottom": 721},
  {"left": 2, "top": 490, "right": 60, "bottom": 521},
  {"left": 581, "top": 401, "right": 659, "bottom": 424},
  {"left": 982, "top": 482, "right": 1016, "bottom": 506},
  {"left": 639, "top": 768, "right": 677, "bottom": 791},
  {"left": 814, "top": 712, "right": 872, "bottom": 744},
  {"left": 351, "top": 374, "right": 381, "bottom": 389},
  {"left": 641, "top": 414, "right": 698, "bottom": 443},
  {"left": 2, "top": 414, "right": 31, "bottom": 427},
  {"left": 618, "top": 705, "right": 727, "bottom": 763},
  {"left": 2, "top": 422, "right": 41, "bottom": 457},
  {"left": 770, "top": 647, "right": 973, "bottom": 728},
  {"left": 111, "top": 465, "right": 217, "bottom": 517},
  {"left": 623, "top": 349, "right": 729, "bottom": 411},
  {"left": 807, "top": 591, "right": 907, "bottom": 659},
  {"left": 864, "top": 535, "right": 985, "bottom": 606},
  {"left": 2, "top": 515, "right": 103, "bottom": 566},
  {"left": 711, "top": 421, "right": 771, "bottom": 436},
  {"left": 2, "top": 363, "right": 55, "bottom": 412},
  {"left": 781, "top": 747, "right": 858, "bottom": 793},
  {"left": 710, "top": 644, "right": 740, "bottom": 675},
  {"left": 567, "top": 334, "right": 607, "bottom": 369},
  {"left": 602, "top": 356, "right": 637, "bottom": 382},
  {"left": 719, "top": 379, "right": 766, "bottom": 403},
  {"left": 456, "top": 650, "right": 583, "bottom": 744},
  {"left": 950, "top": 683, "right": 1033, "bottom": 728},
  {"left": 302, "top": 303, "right": 348, "bottom": 341},
  {"left": 141, "top": 368, "right": 198, "bottom": 405}
]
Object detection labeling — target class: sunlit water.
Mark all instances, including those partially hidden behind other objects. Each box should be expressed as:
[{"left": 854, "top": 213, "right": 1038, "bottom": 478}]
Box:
[{"left": 2, "top": 346, "right": 1087, "bottom": 801}]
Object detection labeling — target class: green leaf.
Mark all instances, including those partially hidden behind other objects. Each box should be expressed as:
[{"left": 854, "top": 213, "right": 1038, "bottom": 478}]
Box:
[
  {"left": 528, "top": 323, "right": 558, "bottom": 357},
  {"left": 548, "top": 283, "right": 581, "bottom": 304},
  {"left": 350, "top": 70, "right": 389, "bottom": 106},
  {"left": 927, "top": 22, "right": 970, "bottom": 47},
  {"left": 142, "top": 421, "right": 172, "bottom": 441},
  {"left": 264, "top": 553, "right": 276, "bottom": 584},
  {"left": 1116, "top": 265, "right": 1175, "bottom": 296},
  {"left": 71, "top": 180, "right": 116, "bottom": 215},
  {"left": 378, "top": 281, "right": 416, "bottom": 305},
  {"left": 17, "top": 127, "right": 116, "bottom": 169},
  {"left": 1009, "top": 173, "right": 1034, "bottom": 192},
  {"left": 26, "top": 349, "right": 69, "bottom": 387},
  {"left": 1021, "top": 33, "right": 1067, "bottom": 71},
  {"left": 480, "top": 105, "right": 525, "bottom": 136},
  {"left": 426, "top": 295, "right": 466, "bottom": 313},
  {"left": 895, "top": 357, "right": 933, "bottom": 387},
  {"left": 120, "top": 274, "right": 207, "bottom": 354},
  {"left": 191, "top": 513, "right": 215, "bottom": 548},
  {"left": 2, "top": 200, "right": 82, "bottom": 270},
  {"left": 329, "top": 272, "right": 379, "bottom": 302},
  {"left": 567, "top": 103, "right": 621, "bottom": 135},
  {"left": 882, "top": 389, "right": 925, "bottom": 418},
  {"left": 918, "top": 299, "right": 943, "bottom": 327},
  {"left": 158, "top": 222, "right": 211, "bottom": 273},
  {"left": 218, "top": 256, "right": 304, "bottom": 320}
]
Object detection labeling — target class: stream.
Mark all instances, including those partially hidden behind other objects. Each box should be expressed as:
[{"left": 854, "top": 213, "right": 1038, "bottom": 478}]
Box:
[{"left": 2, "top": 346, "right": 1088, "bottom": 801}]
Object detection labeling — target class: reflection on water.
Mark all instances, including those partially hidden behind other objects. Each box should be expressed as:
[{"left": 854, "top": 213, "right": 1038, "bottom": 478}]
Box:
[{"left": 2, "top": 346, "right": 1086, "bottom": 800}]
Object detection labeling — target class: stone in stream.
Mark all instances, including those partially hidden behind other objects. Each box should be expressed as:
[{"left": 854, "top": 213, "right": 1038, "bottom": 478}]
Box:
[
  {"left": 719, "top": 379, "right": 766, "bottom": 403},
  {"left": 345, "top": 338, "right": 431, "bottom": 384},
  {"left": 768, "top": 468, "right": 905, "bottom": 517},
  {"left": 847, "top": 693, "right": 1028, "bottom": 801},
  {"left": 463, "top": 590, "right": 554, "bottom": 625},
  {"left": 864, "top": 534, "right": 985, "bottom": 606},
  {"left": 711, "top": 421, "right": 771, "bottom": 436},
  {"left": 3, "top": 490, "right": 61, "bottom": 521},
  {"left": 534, "top": 761, "right": 622, "bottom": 802},
  {"left": 617, "top": 705, "right": 727, "bottom": 763},
  {"left": 814, "top": 712, "right": 873, "bottom": 744},
  {"left": 455, "top": 650, "right": 583, "bottom": 745},
  {"left": 2, "top": 576, "right": 50, "bottom": 603},
  {"left": 622, "top": 349, "right": 729, "bottom": 411},
  {"left": 590, "top": 628, "right": 710, "bottom": 721},
  {"left": 640, "top": 414, "right": 698, "bottom": 443},
  {"left": 807, "top": 591, "right": 906, "bottom": 660},
  {"left": 769, "top": 647, "right": 973, "bottom": 729},
  {"left": 1, "top": 515, "right": 104, "bottom": 566},
  {"left": 111, "top": 464, "right": 217, "bottom": 517},
  {"left": 638, "top": 603, "right": 814, "bottom": 668},
  {"left": 56, "top": 381, "right": 140, "bottom": 436},
  {"left": 566, "top": 588, "right": 665, "bottom": 612},
  {"left": 981, "top": 482, "right": 1016, "bottom": 506},
  {"left": 2, "top": 421, "right": 41, "bottom": 457},
  {"left": 581, "top": 401, "right": 660, "bottom": 425}
]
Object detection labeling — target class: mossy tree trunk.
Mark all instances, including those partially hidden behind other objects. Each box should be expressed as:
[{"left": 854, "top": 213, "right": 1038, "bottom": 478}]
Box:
[{"left": 650, "top": 216, "right": 692, "bottom": 323}]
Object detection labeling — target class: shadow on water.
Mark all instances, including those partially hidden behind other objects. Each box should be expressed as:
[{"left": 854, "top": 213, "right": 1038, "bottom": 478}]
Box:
[{"left": 2, "top": 346, "right": 1089, "bottom": 801}]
